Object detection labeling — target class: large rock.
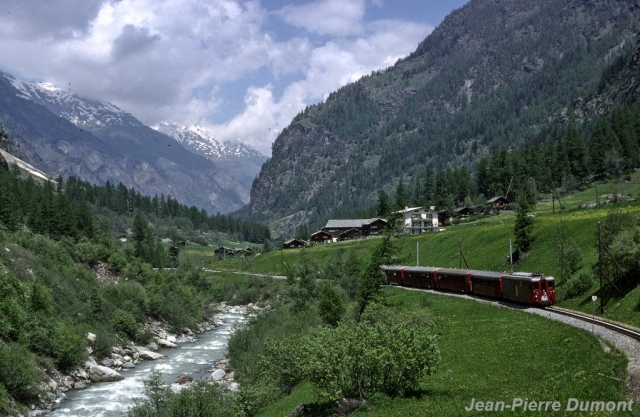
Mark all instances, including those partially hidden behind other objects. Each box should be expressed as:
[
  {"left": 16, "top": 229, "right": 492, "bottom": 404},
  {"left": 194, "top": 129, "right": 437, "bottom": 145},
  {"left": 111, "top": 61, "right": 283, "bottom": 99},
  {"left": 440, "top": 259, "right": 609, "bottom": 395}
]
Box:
[
  {"left": 175, "top": 374, "right": 193, "bottom": 384},
  {"left": 135, "top": 347, "right": 165, "bottom": 360},
  {"left": 157, "top": 339, "right": 178, "bottom": 348},
  {"left": 88, "top": 365, "right": 124, "bottom": 382},
  {"left": 209, "top": 369, "right": 225, "bottom": 381}
]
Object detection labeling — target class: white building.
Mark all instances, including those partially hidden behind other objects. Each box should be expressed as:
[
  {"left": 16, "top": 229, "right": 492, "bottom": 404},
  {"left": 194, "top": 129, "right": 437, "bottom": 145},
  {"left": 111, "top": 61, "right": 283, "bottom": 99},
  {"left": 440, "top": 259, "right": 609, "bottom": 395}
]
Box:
[{"left": 396, "top": 206, "right": 439, "bottom": 234}]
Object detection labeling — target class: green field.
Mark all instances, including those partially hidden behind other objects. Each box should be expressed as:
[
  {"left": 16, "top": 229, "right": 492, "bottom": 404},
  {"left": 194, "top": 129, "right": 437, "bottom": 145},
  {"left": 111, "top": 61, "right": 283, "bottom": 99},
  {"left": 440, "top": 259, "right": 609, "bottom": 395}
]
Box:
[{"left": 256, "top": 289, "right": 635, "bottom": 417}]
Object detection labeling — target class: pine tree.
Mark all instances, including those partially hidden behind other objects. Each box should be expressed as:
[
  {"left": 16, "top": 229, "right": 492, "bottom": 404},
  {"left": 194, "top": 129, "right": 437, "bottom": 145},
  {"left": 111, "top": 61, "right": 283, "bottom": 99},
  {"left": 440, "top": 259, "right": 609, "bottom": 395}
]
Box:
[
  {"left": 376, "top": 189, "right": 390, "bottom": 217},
  {"left": 514, "top": 198, "right": 534, "bottom": 253},
  {"left": 394, "top": 179, "right": 407, "bottom": 210}
]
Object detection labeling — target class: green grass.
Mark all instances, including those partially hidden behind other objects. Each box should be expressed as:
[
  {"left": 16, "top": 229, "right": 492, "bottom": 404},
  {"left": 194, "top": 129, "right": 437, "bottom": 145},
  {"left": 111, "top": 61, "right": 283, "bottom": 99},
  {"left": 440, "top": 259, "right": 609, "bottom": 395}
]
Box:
[{"left": 258, "top": 289, "right": 635, "bottom": 417}]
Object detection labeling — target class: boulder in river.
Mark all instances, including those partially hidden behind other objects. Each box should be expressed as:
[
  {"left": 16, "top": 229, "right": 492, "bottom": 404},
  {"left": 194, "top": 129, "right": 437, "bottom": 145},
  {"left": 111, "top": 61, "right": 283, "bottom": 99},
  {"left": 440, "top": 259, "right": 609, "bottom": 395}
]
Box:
[
  {"left": 135, "top": 347, "right": 165, "bottom": 360},
  {"left": 175, "top": 374, "right": 193, "bottom": 384},
  {"left": 88, "top": 365, "right": 124, "bottom": 382}
]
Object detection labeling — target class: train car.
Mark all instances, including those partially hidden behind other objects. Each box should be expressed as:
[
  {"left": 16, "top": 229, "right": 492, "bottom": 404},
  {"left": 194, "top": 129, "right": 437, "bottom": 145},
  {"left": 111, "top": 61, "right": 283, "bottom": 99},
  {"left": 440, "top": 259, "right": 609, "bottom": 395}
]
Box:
[
  {"left": 402, "top": 266, "right": 438, "bottom": 288},
  {"left": 381, "top": 265, "right": 404, "bottom": 284},
  {"left": 469, "top": 270, "right": 503, "bottom": 298},
  {"left": 381, "top": 265, "right": 555, "bottom": 307},
  {"left": 434, "top": 268, "right": 471, "bottom": 292},
  {"left": 542, "top": 275, "right": 556, "bottom": 305},
  {"left": 502, "top": 274, "right": 550, "bottom": 306}
]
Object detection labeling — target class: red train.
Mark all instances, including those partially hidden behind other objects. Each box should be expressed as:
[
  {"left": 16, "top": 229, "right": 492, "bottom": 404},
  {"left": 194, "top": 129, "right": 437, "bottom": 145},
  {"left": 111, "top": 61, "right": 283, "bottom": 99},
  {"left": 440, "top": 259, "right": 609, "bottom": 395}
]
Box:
[{"left": 381, "top": 266, "right": 556, "bottom": 307}]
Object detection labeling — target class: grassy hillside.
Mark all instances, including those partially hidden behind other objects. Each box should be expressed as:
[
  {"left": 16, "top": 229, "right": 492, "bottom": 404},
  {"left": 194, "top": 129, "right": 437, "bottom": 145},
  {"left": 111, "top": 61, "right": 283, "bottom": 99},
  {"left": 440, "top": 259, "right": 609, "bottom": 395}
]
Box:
[{"left": 215, "top": 174, "right": 640, "bottom": 325}]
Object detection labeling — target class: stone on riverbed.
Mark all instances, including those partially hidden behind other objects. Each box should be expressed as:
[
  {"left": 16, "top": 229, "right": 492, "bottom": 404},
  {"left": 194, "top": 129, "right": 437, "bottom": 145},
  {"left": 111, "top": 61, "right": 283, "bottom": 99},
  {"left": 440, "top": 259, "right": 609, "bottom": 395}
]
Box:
[
  {"left": 88, "top": 365, "right": 124, "bottom": 382},
  {"left": 175, "top": 374, "right": 193, "bottom": 384},
  {"left": 209, "top": 369, "right": 225, "bottom": 381},
  {"left": 135, "top": 347, "right": 165, "bottom": 360}
]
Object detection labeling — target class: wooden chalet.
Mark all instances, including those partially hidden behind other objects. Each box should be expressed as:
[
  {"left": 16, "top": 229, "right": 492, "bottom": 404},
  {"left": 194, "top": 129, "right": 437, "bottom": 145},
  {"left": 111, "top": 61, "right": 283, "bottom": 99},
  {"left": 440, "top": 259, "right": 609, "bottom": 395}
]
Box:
[
  {"left": 487, "top": 196, "right": 509, "bottom": 209},
  {"left": 310, "top": 230, "right": 334, "bottom": 244},
  {"left": 282, "top": 238, "right": 306, "bottom": 250},
  {"left": 235, "top": 247, "right": 254, "bottom": 256},
  {"left": 322, "top": 218, "right": 387, "bottom": 238},
  {"left": 454, "top": 207, "right": 472, "bottom": 218},
  {"left": 337, "top": 228, "right": 362, "bottom": 241},
  {"left": 214, "top": 246, "right": 236, "bottom": 257}
]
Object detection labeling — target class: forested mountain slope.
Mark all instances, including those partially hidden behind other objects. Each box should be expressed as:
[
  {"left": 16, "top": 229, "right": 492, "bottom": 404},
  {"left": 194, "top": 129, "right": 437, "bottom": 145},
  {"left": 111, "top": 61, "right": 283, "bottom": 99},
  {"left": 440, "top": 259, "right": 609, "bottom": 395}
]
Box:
[{"left": 249, "top": 0, "right": 640, "bottom": 231}]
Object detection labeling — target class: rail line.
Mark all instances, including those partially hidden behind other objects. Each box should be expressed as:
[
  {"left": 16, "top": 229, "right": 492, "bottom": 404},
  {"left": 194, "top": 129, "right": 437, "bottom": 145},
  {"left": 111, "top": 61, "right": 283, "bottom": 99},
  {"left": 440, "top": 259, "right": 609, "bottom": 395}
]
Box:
[{"left": 545, "top": 306, "right": 640, "bottom": 341}]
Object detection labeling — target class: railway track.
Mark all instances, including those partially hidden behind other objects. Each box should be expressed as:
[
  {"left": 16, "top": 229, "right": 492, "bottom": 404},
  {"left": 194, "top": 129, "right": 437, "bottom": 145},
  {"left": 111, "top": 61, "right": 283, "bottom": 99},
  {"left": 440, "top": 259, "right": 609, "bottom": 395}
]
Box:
[{"left": 545, "top": 306, "right": 640, "bottom": 341}]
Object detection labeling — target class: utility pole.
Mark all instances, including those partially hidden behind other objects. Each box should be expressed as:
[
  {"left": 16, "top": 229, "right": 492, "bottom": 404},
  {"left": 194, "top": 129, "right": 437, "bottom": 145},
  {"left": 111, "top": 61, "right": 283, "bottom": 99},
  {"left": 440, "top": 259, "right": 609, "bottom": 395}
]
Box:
[
  {"left": 416, "top": 242, "right": 419, "bottom": 267},
  {"left": 598, "top": 222, "right": 603, "bottom": 314},
  {"left": 509, "top": 238, "right": 513, "bottom": 274}
]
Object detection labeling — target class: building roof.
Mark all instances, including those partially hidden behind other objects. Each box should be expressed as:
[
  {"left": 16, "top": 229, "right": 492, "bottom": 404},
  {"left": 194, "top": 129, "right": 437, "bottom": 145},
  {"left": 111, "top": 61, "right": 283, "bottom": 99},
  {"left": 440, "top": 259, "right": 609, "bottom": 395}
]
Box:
[
  {"left": 324, "top": 218, "right": 386, "bottom": 229},
  {"left": 311, "top": 230, "right": 334, "bottom": 237},
  {"left": 487, "top": 196, "right": 509, "bottom": 203},
  {"left": 394, "top": 206, "right": 439, "bottom": 214},
  {"left": 283, "top": 238, "right": 306, "bottom": 245}
]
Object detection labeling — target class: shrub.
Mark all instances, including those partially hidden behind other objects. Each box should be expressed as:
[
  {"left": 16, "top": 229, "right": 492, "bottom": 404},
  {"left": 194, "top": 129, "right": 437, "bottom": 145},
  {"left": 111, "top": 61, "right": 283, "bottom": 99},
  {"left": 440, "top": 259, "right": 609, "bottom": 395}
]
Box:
[
  {"left": 0, "top": 342, "right": 42, "bottom": 403},
  {"left": 318, "top": 281, "right": 345, "bottom": 327},
  {"left": 563, "top": 269, "right": 594, "bottom": 300},
  {"left": 0, "top": 383, "right": 10, "bottom": 415},
  {"left": 260, "top": 304, "right": 440, "bottom": 402},
  {"left": 111, "top": 309, "right": 139, "bottom": 339}
]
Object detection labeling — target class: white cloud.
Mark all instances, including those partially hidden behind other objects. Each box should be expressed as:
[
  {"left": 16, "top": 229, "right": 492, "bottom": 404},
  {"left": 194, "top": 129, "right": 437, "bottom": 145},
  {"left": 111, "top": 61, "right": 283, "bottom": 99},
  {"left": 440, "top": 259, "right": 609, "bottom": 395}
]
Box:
[
  {"left": 207, "top": 16, "right": 432, "bottom": 155},
  {"left": 276, "top": 0, "right": 366, "bottom": 37},
  {"left": 0, "top": 0, "right": 433, "bottom": 156}
]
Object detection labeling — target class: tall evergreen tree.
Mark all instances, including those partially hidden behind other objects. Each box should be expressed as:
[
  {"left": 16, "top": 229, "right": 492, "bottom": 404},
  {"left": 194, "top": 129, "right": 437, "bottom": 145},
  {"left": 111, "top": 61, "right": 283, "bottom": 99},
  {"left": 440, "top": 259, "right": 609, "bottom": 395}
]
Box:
[{"left": 514, "top": 198, "right": 534, "bottom": 254}]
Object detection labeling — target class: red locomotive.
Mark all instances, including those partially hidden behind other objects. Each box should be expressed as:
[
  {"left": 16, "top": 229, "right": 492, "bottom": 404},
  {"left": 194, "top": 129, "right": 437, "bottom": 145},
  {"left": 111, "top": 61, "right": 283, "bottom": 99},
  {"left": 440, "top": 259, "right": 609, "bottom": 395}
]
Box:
[{"left": 381, "top": 265, "right": 556, "bottom": 307}]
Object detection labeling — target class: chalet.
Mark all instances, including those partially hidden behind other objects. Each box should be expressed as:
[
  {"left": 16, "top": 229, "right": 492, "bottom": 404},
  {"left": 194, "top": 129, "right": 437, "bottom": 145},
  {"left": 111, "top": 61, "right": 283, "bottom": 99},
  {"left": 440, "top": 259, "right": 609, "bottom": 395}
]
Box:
[
  {"left": 235, "top": 247, "right": 254, "bottom": 256},
  {"left": 282, "top": 238, "right": 306, "bottom": 250},
  {"left": 337, "top": 228, "right": 361, "bottom": 241},
  {"left": 310, "top": 230, "right": 334, "bottom": 244},
  {"left": 322, "top": 218, "right": 387, "bottom": 238},
  {"left": 454, "top": 207, "right": 472, "bottom": 218},
  {"left": 214, "top": 246, "right": 236, "bottom": 257},
  {"left": 396, "top": 206, "right": 440, "bottom": 234},
  {"left": 487, "top": 196, "right": 510, "bottom": 209}
]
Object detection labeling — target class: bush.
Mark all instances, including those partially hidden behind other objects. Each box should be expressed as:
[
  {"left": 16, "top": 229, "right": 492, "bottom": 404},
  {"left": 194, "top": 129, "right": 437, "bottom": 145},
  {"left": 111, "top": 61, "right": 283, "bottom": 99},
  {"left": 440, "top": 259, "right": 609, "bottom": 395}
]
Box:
[
  {"left": 111, "top": 309, "right": 139, "bottom": 339},
  {"left": 0, "top": 342, "right": 42, "bottom": 403},
  {"left": 0, "top": 383, "right": 10, "bottom": 415},
  {"left": 260, "top": 304, "right": 440, "bottom": 402},
  {"left": 127, "top": 372, "right": 242, "bottom": 417},
  {"left": 318, "top": 282, "right": 345, "bottom": 327},
  {"left": 563, "top": 269, "right": 594, "bottom": 300}
]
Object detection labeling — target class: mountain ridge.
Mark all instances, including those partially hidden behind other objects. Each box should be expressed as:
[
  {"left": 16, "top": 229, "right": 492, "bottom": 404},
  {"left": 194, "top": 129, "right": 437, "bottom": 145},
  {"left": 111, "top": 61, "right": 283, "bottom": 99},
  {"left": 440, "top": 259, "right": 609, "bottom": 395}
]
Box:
[
  {"left": 0, "top": 72, "right": 246, "bottom": 214},
  {"left": 248, "top": 0, "right": 640, "bottom": 233}
]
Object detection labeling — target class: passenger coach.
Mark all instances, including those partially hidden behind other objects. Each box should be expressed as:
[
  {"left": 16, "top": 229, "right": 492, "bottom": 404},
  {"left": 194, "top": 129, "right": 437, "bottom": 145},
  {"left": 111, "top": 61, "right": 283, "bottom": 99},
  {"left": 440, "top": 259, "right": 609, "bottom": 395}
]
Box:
[{"left": 381, "top": 265, "right": 556, "bottom": 307}]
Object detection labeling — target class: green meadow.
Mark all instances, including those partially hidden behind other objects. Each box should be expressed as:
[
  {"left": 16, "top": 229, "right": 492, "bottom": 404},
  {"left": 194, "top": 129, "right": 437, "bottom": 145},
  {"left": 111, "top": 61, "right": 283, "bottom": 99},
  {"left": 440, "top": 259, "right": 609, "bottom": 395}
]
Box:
[{"left": 256, "top": 289, "right": 634, "bottom": 417}]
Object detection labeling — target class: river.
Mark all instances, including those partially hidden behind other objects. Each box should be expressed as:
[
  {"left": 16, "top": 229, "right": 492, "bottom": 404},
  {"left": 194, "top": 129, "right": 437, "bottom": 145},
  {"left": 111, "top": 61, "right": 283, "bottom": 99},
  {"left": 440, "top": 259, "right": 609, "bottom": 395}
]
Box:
[{"left": 47, "top": 310, "right": 245, "bottom": 417}]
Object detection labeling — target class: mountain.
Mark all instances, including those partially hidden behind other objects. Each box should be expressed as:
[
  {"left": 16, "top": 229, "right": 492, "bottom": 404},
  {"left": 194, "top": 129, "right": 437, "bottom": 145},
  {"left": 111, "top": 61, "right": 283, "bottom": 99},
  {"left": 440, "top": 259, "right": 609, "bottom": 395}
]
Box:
[
  {"left": 248, "top": 0, "right": 640, "bottom": 231},
  {"left": 0, "top": 72, "right": 246, "bottom": 214},
  {"left": 155, "top": 122, "right": 266, "bottom": 202}
]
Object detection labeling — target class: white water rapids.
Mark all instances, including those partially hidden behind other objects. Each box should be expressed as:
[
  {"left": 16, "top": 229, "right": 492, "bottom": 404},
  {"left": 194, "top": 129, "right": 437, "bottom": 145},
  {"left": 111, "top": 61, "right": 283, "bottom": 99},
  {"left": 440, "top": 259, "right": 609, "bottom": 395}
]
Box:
[{"left": 47, "top": 311, "right": 245, "bottom": 416}]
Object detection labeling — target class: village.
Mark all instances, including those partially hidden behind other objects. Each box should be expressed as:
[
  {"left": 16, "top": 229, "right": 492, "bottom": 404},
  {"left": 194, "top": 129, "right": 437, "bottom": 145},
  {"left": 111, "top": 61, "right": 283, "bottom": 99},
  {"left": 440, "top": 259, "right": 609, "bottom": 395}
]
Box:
[{"left": 210, "top": 196, "right": 511, "bottom": 254}]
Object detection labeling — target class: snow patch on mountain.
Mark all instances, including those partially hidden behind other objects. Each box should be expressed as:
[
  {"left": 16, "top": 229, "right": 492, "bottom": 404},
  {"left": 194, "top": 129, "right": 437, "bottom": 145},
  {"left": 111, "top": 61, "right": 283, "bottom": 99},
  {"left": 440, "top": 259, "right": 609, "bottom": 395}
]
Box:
[
  {"left": 155, "top": 122, "right": 265, "bottom": 162},
  {"left": 4, "top": 73, "right": 137, "bottom": 130}
]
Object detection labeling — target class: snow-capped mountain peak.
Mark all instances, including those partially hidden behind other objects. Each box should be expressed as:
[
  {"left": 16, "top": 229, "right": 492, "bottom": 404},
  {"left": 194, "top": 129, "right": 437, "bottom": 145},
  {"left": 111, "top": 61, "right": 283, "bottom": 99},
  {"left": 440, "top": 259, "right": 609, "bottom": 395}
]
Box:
[
  {"left": 4, "top": 73, "right": 136, "bottom": 130},
  {"left": 155, "top": 122, "right": 265, "bottom": 162}
]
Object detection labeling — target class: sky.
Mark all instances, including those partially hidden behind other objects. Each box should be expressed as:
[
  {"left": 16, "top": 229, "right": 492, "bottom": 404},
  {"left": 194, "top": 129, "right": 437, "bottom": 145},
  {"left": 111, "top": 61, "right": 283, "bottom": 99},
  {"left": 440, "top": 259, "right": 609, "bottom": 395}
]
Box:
[{"left": 0, "top": 0, "right": 468, "bottom": 155}]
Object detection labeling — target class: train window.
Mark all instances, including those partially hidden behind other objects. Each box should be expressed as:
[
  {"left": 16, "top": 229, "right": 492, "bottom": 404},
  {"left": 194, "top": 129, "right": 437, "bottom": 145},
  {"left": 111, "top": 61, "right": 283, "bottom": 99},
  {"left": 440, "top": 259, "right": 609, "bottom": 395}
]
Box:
[
  {"left": 529, "top": 283, "right": 539, "bottom": 290},
  {"left": 546, "top": 280, "right": 555, "bottom": 288}
]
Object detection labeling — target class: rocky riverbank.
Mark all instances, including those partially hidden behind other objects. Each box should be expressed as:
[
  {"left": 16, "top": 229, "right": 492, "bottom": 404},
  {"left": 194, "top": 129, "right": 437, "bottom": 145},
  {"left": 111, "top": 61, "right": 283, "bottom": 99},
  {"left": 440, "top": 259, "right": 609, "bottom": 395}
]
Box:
[{"left": 24, "top": 303, "right": 256, "bottom": 416}]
